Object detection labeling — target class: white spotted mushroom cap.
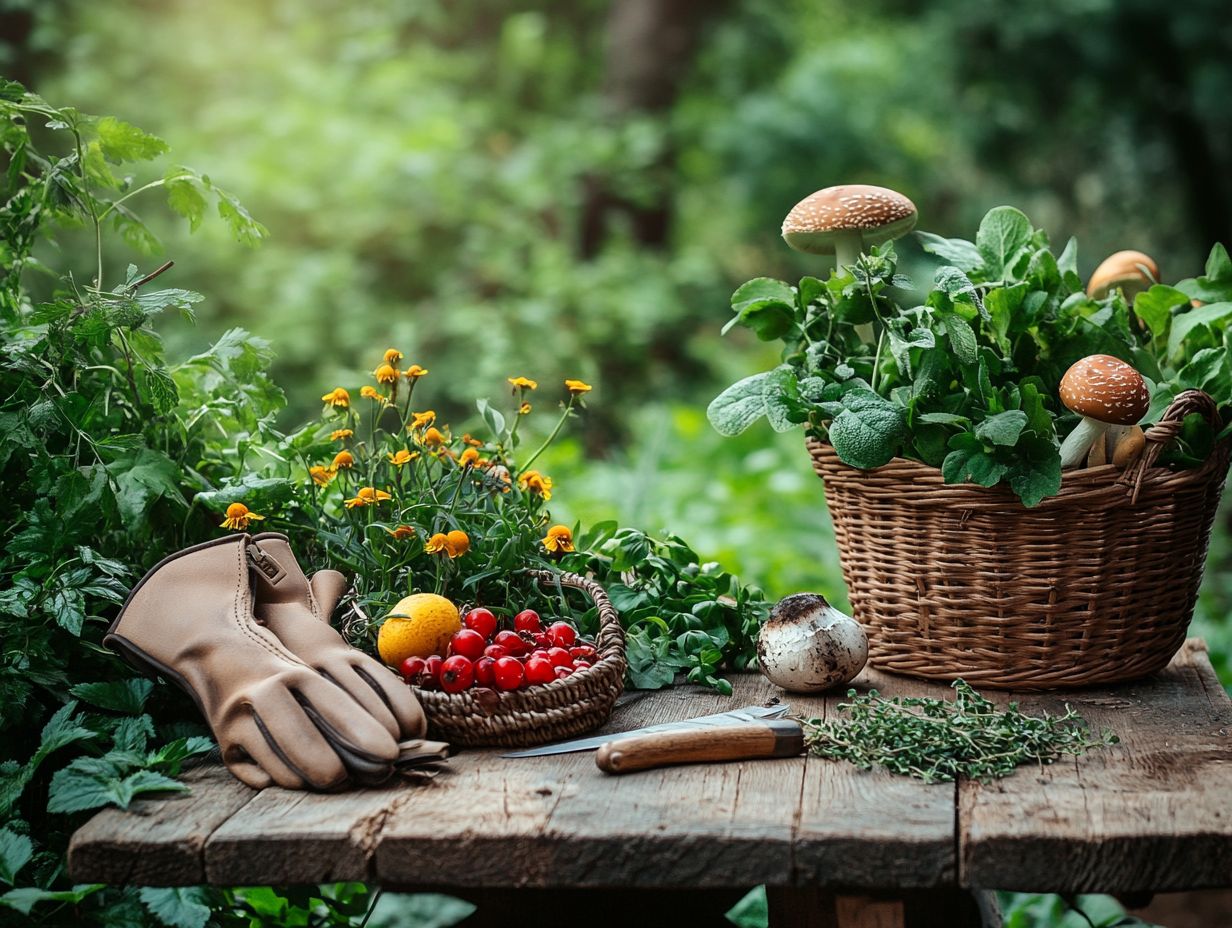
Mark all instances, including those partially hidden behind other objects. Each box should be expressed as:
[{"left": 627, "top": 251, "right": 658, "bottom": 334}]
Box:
[
  {"left": 781, "top": 184, "right": 918, "bottom": 254},
  {"left": 1059, "top": 355, "right": 1150, "bottom": 426},
  {"left": 1087, "top": 250, "right": 1159, "bottom": 299}
]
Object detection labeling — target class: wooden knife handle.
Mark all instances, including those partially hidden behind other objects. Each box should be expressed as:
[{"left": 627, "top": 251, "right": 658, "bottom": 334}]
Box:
[{"left": 595, "top": 720, "right": 804, "bottom": 775}]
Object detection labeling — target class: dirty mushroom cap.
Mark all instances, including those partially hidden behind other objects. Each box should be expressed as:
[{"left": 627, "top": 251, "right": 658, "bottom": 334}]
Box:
[
  {"left": 781, "top": 184, "right": 918, "bottom": 255},
  {"left": 1059, "top": 355, "right": 1150, "bottom": 425},
  {"left": 1087, "top": 250, "right": 1159, "bottom": 300}
]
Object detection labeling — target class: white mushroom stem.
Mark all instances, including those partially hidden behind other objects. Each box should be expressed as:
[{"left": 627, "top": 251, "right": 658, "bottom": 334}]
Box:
[
  {"left": 832, "top": 231, "right": 874, "bottom": 344},
  {"left": 1060, "top": 417, "right": 1112, "bottom": 468}
]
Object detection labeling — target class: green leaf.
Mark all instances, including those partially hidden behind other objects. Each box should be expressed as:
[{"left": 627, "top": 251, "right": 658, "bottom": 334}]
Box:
[
  {"left": 764, "top": 366, "right": 807, "bottom": 432},
  {"left": 941, "top": 445, "right": 1007, "bottom": 487},
  {"left": 1168, "top": 301, "right": 1232, "bottom": 362},
  {"left": 193, "top": 474, "right": 293, "bottom": 512},
  {"left": 828, "top": 393, "right": 906, "bottom": 470},
  {"left": 975, "top": 410, "right": 1028, "bottom": 447},
  {"left": 725, "top": 278, "right": 797, "bottom": 340},
  {"left": 139, "top": 887, "right": 213, "bottom": 928},
  {"left": 113, "top": 449, "right": 187, "bottom": 523},
  {"left": 1006, "top": 435, "right": 1062, "bottom": 507},
  {"left": 943, "top": 315, "right": 978, "bottom": 365},
  {"left": 915, "top": 231, "right": 983, "bottom": 272},
  {"left": 163, "top": 167, "right": 208, "bottom": 231},
  {"left": 975, "top": 206, "right": 1031, "bottom": 279},
  {"left": 476, "top": 398, "right": 507, "bottom": 442},
  {"left": 934, "top": 265, "right": 978, "bottom": 301},
  {"left": 1133, "top": 285, "right": 1188, "bottom": 344},
  {"left": 69, "top": 679, "right": 154, "bottom": 714},
  {"left": 1176, "top": 348, "right": 1232, "bottom": 403},
  {"left": 731, "top": 277, "right": 796, "bottom": 309},
  {"left": 48, "top": 761, "right": 188, "bottom": 814},
  {"left": 1, "top": 885, "right": 104, "bottom": 915},
  {"left": 213, "top": 185, "right": 269, "bottom": 247},
  {"left": 917, "top": 412, "right": 969, "bottom": 426},
  {"left": 707, "top": 372, "right": 773, "bottom": 436},
  {"left": 0, "top": 829, "right": 32, "bottom": 885},
  {"left": 142, "top": 367, "right": 179, "bottom": 414},
  {"left": 95, "top": 116, "right": 169, "bottom": 162}
]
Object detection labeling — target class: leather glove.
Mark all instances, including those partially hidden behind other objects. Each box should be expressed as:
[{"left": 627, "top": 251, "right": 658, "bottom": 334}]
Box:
[
  {"left": 246, "top": 533, "right": 426, "bottom": 743},
  {"left": 105, "top": 535, "right": 401, "bottom": 791}
]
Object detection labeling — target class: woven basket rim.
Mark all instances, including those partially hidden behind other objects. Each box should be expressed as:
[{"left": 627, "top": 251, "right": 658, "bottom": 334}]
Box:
[{"left": 413, "top": 568, "right": 625, "bottom": 716}]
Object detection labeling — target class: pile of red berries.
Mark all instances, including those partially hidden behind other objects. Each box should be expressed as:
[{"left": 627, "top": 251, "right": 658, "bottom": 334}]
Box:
[{"left": 399, "top": 608, "right": 599, "bottom": 695}]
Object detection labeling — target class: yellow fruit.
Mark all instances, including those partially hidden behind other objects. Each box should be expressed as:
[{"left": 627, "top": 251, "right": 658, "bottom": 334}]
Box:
[{"left": 377, "top": 593, "right": 461, "bottom": 666}]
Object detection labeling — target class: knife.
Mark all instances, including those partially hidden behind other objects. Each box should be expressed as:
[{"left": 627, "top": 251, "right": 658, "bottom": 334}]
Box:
[
  {"left": 595, "top": 719, "right": 805, "bottom": 775},
  {"left": 501, "top": 704, "right": 792, "bottom": 757}
]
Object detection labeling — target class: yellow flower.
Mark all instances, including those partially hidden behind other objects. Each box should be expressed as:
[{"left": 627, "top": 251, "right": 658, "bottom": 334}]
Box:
[
  {"left": 410, "top": 410, "right": 436, "bottom": 430},
  {"left": 221, "top": 502, "right": 264, "bottom": 531},
  {"left": 445, "top": 529, "right": 470, "bottom": 558},
  {"left": 519, "top": 402, "right": 532, "bottom": 415},
  {"left": 518, "top": 470, "right": 553, "bottom": 501},
  {"left": 421, "top": 426, "right": 446, "bottom": 447},
  {"left": 507, "top": 376, "right": 538, "bottom": 391},
  {"left": 309, "top": 465, "right": 335, "bottom": 487},
  {"left": 321, "top": 387, "right": 350, "bottom": 408},
  {"left": 383, "top": 348, "right": 404, "bottom": 365},
  {"left": 332, "top": 450, "right": 355, "bottom": 470},
  {"left": 388, "top": 449, "right": 418, "bottom": 466},
  {"left": 330, "top": 428, "right": 353, "bottom": 442},
  {"left": 360, "top": 385, "right": 389, "bottom": 404},
  {"left": 385, "top": 524, "right": 416, "bottom": 540},
  {"left": 374, "top": 363, "right": 399, "bottom": 385},
  {"left": 565, "top": 379, "right": 592, "bottom": 395},
  {"left": 462, "top": 434, "right": 482, "bottom": 447},
  {"left": 458, "top": 448, "right": 480, "bottom": 467},
  {"left": 424, "top": 532, "right": 450, "bottom": 555},
  {"left": 541, "top": 524, "right": 575, "bottom": 554},
  {"left": 404, "top": 364, "right": 428, "bottom": 379},
  {"left": 344, "top": 486, "right": 392, "bottom": 509}
]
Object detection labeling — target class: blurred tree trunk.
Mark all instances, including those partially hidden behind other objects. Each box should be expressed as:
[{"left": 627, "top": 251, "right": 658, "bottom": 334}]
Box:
[{"left": 579, "top": 0, "right": 731, "bottom": 257}]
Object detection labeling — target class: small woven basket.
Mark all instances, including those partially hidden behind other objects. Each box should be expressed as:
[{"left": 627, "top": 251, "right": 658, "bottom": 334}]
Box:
[
  {"left": 414, "top": 569, "right": 626, "bottom": 747},
  {"left": 808, "top": 390, "right": 1229, "bottom": 690}
]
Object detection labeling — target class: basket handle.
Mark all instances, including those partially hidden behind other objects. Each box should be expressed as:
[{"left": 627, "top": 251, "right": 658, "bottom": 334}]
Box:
[{"left": 1120, "top": 389, "right": 1221, "bottom": 503}]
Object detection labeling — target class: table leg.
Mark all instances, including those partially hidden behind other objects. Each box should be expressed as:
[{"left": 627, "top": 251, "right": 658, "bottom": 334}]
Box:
[{"left": 766, "top": 889, "right": 994, "bottom": 928}]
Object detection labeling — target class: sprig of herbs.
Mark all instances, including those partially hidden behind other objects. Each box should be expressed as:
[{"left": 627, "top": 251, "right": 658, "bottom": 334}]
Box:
[{"left": 800, "top": 681, "right": 1117, "bottom": 783}]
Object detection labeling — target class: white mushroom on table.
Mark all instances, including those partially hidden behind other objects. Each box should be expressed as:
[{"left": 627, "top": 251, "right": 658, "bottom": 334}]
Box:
[
  {"left": 1058, "top": 354, "right": 1151, "bottom": 469},
  {"left": 780, "top": 184, "right": 918, "bottom": 344}
]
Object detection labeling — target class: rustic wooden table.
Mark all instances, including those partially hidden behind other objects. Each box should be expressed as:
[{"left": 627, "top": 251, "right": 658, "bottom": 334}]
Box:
[{"left": 70, "top": 640, "right": 1232, "bottom": 927}]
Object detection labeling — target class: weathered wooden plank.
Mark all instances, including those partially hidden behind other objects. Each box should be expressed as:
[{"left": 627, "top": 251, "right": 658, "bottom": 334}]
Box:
[
  {"left": 960, "top": 639, "right": 1232, "bottom": 893},
  {"left": 794, "top": 668, "right": 956, "bottom": 890},
  {"left": 68, "top": 764, "right": 256, "bottom": 885},
  {"left": 376, "top": 678, "right": 803, "bottom": 889},
  {"left": 203, "top": 777, "right": 411, "bottom": 884}
]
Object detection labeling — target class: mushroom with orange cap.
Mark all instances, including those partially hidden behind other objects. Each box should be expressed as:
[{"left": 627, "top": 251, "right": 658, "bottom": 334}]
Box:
[
  {"left": 1058, "top": 355, "right": 1151, "bottom": 469},
  {"left": 1087, "top": 250, "right": 1159, "bottom": 302},
  {"left": 782, "top": 184, "right": 918, "bottom": 343}
]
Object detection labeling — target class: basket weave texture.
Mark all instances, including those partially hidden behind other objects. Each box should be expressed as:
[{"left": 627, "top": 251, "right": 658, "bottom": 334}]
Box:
[
  {"left": 415, "top": 569, "right": 626, "bottom": 746},
  {"left": 807, "top": 390, "right": 1229, "bottom": 690}
]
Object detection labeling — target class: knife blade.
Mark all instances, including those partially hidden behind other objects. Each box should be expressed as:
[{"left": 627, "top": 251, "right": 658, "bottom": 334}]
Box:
[
  {"left": 501, "top": 703, "right": 792, "bottom": 757},
  {"left": 595, "top": 719, "right": 805, "bottom": 775}
]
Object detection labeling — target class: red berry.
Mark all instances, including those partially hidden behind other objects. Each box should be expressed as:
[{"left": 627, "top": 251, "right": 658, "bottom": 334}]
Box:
[
  {"left": 494, "top": 630, "right": 529, "bottom": 656},
  {"left": 524, "top": 655, "right": 556, "bottom": 686},
  {"left": 440, "top": 655, "right": 475, "bottom": 693},
  {"left": 493, "top": 657, "right": 525, "bottom": 691},
  {"left": 573, "top": 660, "right": 592, "bottom": 671},
  {"left": 513, "top": 609, "right": 542, "bottom": 633},
  {"left": 420, "top": 655, "right": 444, "bottom": 690},
  {"left": 532, "top": 631, "right": 551, "bottom": 648},
  {"left": 399, "top": 656, "right": 427, "bottom": 683},
  {"left": 463, "top": 607, "right": 498, "bottom": 640},
  {"left": 546, "top": 621, "right": 577, "bottom": 648},
  {"left": 570, "top": 645, "right": 597, "bottom": 661},
  {"left": 554, "top": 666, "right": 573, "bottom": 680},
  {"left": 474, "top": 655, "right": 496, "bottom": 687},
  {"left": 546, "top": 647, "right": 572, "bottom": 668},
  {"left": 449, "top": 628, "right": 486, "bottom": 660},
  {"left": 484, "top": 644, "right": 509, "bottom": 660}
]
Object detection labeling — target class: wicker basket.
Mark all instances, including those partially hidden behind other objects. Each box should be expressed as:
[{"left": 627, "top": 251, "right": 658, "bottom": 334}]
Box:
[
  {"left": 807, "top": 390, "right": 1229, "bottom": 690},
  {"left": 414, "top": 569, "right": 626, "bottom": 747}
]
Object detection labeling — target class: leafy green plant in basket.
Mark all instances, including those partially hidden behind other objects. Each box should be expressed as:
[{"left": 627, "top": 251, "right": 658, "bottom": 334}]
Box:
[{"left": 710, "top": 183, "right": 1232, "bottom": 507}]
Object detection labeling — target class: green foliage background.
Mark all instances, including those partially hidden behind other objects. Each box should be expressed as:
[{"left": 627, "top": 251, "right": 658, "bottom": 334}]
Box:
[{"left": 2, "top": 0, "right": 1230, "bottom": 926}]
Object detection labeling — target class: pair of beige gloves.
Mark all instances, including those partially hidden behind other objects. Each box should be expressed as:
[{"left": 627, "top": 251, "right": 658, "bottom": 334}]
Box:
[{"left": 105, "top": 533, "right": 444, "bottom": 791}]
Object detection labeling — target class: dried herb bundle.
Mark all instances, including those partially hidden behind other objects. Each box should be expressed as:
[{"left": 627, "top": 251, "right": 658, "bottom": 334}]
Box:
[{"left": 801, "top": 681, "right": 1117, "bottom": 783}]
